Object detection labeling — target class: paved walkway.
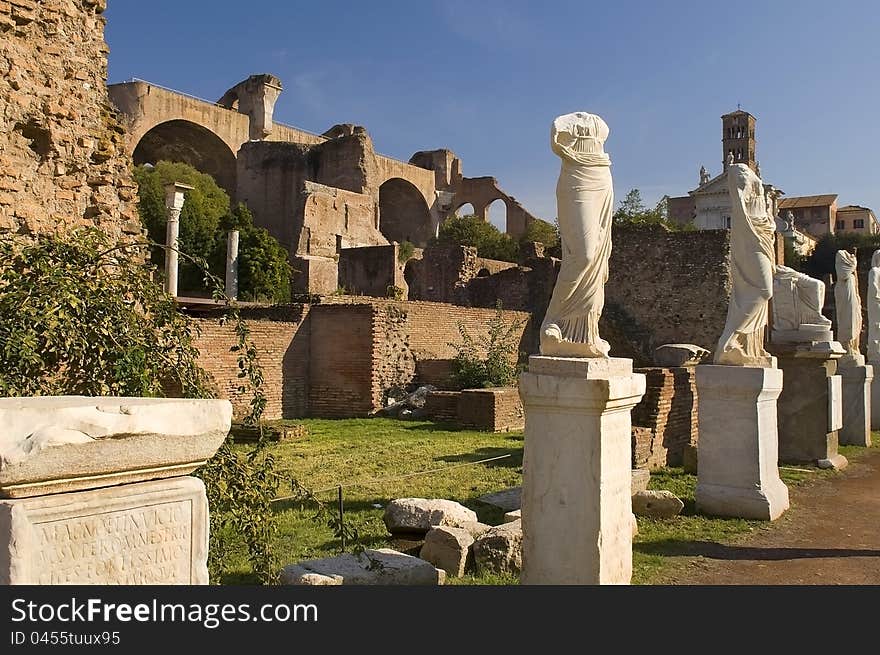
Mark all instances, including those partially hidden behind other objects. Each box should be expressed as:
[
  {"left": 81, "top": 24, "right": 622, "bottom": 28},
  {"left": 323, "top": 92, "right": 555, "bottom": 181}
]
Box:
[{"left": 661, "top": 448, "right": 880, "bottom": 585}]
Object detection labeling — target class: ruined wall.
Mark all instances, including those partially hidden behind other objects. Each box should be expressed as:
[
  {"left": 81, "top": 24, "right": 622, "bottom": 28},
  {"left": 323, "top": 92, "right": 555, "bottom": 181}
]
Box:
[
  {"left": 458, "top": 388, "right": 524, "bottom": 432},
  {"left": 338, "top": 244, "right": 401, "bottom": 297},
  {"left": 191, "top": 306, "right": 311, "bottom": 421},
  {"left": 190, "top": 299, "right": 529, "bottom": 419},
  {"left": 307, "top": 304, "right": 375, "bottom": 417},
  {"left": 631, "top": 367, "right": 699, "bottom": 469},
  {"left": 0, "top": 0, "right": 139, "bottom": 237},
  {"left": 606, "top": 226, "right": 731, "bottom": 361}
]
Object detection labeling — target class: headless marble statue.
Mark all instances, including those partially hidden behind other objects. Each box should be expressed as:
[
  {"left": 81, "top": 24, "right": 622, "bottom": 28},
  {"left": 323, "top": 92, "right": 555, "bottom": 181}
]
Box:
[
  {"left": 835, "top": 249, "right": 864, "bottom": 366},
  {"left": 771, "top": 265, "right": 833, "bottom": 343},
  {"left": 714, "top": 163, "right": 776, "bottom": 366},
  {"left": 540, "top": 112, "right": 613, "bottom": 358},
  {"left": 868, "top": 250, "right": 880, "bottom": 361}
]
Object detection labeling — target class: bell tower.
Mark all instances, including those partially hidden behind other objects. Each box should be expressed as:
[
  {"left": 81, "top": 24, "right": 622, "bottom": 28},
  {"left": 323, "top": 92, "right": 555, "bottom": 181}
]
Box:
[{"left": 722, "top": 109, "right": 756, "bottom": 172}]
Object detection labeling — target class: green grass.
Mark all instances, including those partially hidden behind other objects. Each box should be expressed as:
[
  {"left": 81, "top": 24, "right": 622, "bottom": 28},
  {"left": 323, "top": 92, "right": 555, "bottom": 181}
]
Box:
[
  {"left": 220, "top": 418, "right": 523, "bottom": 584},
  {"left": 218, "top": 420, "right": 880, "bottom": 585}
]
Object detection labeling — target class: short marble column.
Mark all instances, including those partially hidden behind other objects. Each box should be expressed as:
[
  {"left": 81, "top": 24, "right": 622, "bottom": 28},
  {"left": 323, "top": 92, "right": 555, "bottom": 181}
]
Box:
[
  {"left": 163, "top": 182, "right": 194, "bottom": 298},
  {"left": 838, "top": 363, "right": 873, "bottom": 447},
  {"left": 695, "top": 365, "right": 790, "bottom": 520},
  {"left": 771, "top": 344, "right": 847, "bottom": 470},
  {"left": 519, "top": 356, "right": 646, "bottom": 585},
  {"left": 225, "top": 229, "right": 240, "bottom": 300}
]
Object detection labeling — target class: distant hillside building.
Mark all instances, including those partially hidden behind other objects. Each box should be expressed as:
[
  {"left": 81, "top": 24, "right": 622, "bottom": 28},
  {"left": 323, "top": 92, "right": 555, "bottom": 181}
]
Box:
[{"left": 836, "top": 205, "right": 879, "bottom": 235}]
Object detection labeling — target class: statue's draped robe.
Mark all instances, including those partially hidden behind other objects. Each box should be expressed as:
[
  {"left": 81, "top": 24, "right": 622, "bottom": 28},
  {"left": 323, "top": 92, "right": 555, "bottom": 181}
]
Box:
[
  {"left": 867, "top": 251, "right": 880, "bottom": 360},
  {"left": 541, "top": 113, "right": 613, "bottom": 356},
  {"left": 715, "top": 164, "right": 776, "bottom": 365},
  {"left": 835, "top": 250, "right": 862, "bottom": 354}
]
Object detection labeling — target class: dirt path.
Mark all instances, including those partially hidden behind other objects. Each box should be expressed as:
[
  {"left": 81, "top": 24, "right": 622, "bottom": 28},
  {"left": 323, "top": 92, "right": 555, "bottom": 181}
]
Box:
[{"left": 661, "top": 448, "right": 880, "bottom": 585}]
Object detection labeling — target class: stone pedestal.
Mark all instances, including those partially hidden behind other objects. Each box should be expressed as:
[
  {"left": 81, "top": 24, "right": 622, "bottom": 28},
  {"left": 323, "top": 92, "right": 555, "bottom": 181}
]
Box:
[
  {"left": 870, "top": 359, "right": 880, "bottom": 431},
  {"left": 771, "top": 344, "right": 847, "bottom": 470},
  {"left": 694, "top": 365, "right": 789, "bottom": 520},
  {"left": 0, "top": 396, "right": 230, "bottom": 585},
  {"left": 0, "top": 477, "right": 208, "bottom": 584},
  {"left": 518, "top": 356, "right": 646, "bottom": 585},
  {"left": 838, "top": 364, "right": 873, "bottom": 447}
]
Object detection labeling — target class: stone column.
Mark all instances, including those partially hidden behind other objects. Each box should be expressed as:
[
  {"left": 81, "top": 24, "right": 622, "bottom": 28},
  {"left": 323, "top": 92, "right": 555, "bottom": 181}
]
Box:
[
  {"left": 519, "top": 357, "right": 646, "bottom": 585},
  {"left": 771, "top": 343, "right": 847, "bottom": 470},
  {"left": 838, "top": 362, "right": 873, "bottom": 447},
  {"left": 695, "top": 365, "right": 790, "bottom": 520},
  {"left": 225, "top": 229, "right": 240, "bottom": 300},
  {"left": 163, "top": 182, "right": 194, "bottom": 297}
]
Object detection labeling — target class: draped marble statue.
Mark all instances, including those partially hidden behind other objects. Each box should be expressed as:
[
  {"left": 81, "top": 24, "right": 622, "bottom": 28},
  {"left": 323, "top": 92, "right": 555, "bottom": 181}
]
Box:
[
  {"left": 771, "top": 265, "right": 833, "bottom": 343},
  {"left": 714, "top": 163, "right": 776, "bottom": 366},
  {"left": 540, "top": 112, "right": 613, "bottom": 358},
  {"left": 868, "top": 250, "right": 880, "bottom": 361},
  {"left": 834, "top": 249, "right": 864, "bottom": 365}
]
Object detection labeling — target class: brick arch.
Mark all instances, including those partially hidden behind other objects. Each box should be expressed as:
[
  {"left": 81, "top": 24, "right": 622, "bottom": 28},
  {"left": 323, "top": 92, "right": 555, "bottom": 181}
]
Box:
[{"left": 133, "top": 119, "right": 238, "bottom": 196}]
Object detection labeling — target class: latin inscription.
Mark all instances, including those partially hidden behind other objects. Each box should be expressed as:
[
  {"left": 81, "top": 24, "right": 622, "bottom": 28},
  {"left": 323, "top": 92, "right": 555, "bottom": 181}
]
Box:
[{"left": 32, "top": 501, "right": 192, "bottom": 584}]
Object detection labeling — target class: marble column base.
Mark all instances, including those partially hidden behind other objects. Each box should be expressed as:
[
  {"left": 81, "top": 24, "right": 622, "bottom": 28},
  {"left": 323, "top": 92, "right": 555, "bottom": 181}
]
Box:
[
  {"left": 870, "top": 359, "right": 880, "bottom": 430},
  {"left": 518, "top": 356, "right": 646, "bottom": 585},
  {"left": 694, "top": 365, "right": 789, "bottom": 521},
  {"left": 838, "top": 364, "right": 873, "bottom": 447}
]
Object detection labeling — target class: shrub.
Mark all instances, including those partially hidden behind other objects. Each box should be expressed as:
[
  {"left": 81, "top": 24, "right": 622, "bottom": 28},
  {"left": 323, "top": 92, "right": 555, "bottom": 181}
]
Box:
[
  {"left": 448, "top": 302, "right": 525, "bottom": 389},
  {"left": 437, "top": 214, "right": 519, "bottom": 262},
  {"left": 0, "top": 228, "right": 280, "bottom": 584}
]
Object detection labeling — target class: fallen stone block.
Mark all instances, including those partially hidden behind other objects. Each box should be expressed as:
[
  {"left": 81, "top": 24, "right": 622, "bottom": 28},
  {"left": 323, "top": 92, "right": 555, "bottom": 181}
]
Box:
[
  {"left": 654, "top": 343, "right": 711, "bottom": 367},
  {"left": 419, "top": 526, "right": 474, "bottom": 577},
  {"left": 503, "top": 509, "right": 521, "bottom": 523},
  {"left": 383, "top": 498, "right": 478, "bottom": 534},
  {"left": 631, "top": 469, "right": 651, "bottom": 494},
  {"left": 477, "top": 486, "right": 521, "bottom": 512},
  {"left": 280, "top": 548, "right": 445, "bottom": 585},
  {"left": 632, "top": 490, "right": 684, "bottom": 518},
  {"left": 459, "top": 521, "right": 492, "bottom": 539},
  {"left": 473, "top": 520, "right": 522, "bottom": 575}
]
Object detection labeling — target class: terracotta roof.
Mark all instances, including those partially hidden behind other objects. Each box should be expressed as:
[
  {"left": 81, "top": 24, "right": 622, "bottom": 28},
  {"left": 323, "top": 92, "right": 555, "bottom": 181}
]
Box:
[
  {"left": 778, "top": 194, "right": 838, "bottom": 209},
  {"left": 721, "top": 109, "right": 754, "bottom": 118},
  {"left": 837, "top": 205, "right": 873, "bottom": 213}
]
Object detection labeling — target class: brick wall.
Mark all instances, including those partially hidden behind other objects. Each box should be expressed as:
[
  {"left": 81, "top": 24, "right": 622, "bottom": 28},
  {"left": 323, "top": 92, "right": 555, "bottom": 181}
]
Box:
[
  {"left": 423, "top": 391, "right": 460, "bottom": 422},
  {"left": 631, "top": 367, "right": 699, "bottom": 469},
  {"left": 458, "top": 388, "right": 524, "bottom": 432},
  {"left": 190, "top": 299, "right": 529, "bottom": 420},
  {"left": 192, "top": 306, "right": 310, "bottom": 420},
  {"left": 0, "top": 0, "right": 139, "bottom": 237},
  {"left": 308, "top": 304, "right": 374, "bottom": 418},
  {"left": 338, "top": 244, "right": 400, "bottom": 297}
]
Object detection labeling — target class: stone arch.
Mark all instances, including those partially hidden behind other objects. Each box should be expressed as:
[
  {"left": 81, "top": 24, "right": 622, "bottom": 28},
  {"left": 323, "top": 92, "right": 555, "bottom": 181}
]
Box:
[
  {"left": 487, "top": 198, "right": 508, "bottom": 232},
  {"left": 378, "top": 177, "right": 433, "bottom": 246},
  {"left": 132, "top": 120, "right": 238, "bottom": 196},
  {"left": 455, "top": 202, "right": 476, "bottom": 218}
]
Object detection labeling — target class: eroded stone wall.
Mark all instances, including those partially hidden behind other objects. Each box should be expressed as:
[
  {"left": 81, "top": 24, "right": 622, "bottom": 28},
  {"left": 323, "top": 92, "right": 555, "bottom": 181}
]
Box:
[
  {"left": 631, "top": 367, "right": 699, "bottom": 469},
  {"left": 0, "top": 0, "right": 139, "bottom": 237}
]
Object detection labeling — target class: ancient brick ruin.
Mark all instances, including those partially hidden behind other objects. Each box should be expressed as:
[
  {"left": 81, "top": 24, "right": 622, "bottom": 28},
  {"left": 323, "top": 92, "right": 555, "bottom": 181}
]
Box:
[
  {"left": 108, "top": 77, "right": 540, "bottom": 295},
  {"left": 0, "top": 0, "right": 139, "bottom": 238}
]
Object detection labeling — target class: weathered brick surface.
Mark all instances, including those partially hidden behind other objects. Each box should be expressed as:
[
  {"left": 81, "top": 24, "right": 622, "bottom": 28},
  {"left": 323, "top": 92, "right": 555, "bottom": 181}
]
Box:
[
  {"left": 423, "top": 391, "right": 461, "bottom": 422},
  {"left": 0, "top": 0, "right": 139, "bottom": 236},
  {"left": 458, "top": 388, "right": 524, "bottom": 432},
  {"left": 191, "top": 306, "right": 310, "bottom": 421},
  {"left": 190, "top": 300, "right": 529, "bottom": 420},
  {"left": 631, "top": 367, "right": 699, "bottom": 469}
]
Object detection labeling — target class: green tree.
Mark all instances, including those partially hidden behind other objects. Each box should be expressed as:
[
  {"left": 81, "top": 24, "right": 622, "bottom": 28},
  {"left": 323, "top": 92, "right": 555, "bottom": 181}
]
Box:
[
  {"left": 801, "top": 232, "right": 880, "bottom": 279},
  {"left": 214, "top": 204, "right": 291, "bottom": 304},
  {"left": 520, "top": 218, "right": 559, "bottom": 250},
  {"left": 613, "top": 188, "right": 679, "bottom": 229},
  {"left": 436, "top": 214, "right": 519, "bottom": 262}
]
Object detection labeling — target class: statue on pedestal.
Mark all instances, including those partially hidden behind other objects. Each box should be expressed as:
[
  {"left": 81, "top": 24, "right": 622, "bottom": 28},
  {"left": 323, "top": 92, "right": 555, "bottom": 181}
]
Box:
[
  {"left": 771, "top": 265, "right": 834, "bottom": 344},
  {"left": 834, "top": 249, "right": 864, "bottom": 366},
  {"left": 868, "top": 250, "right": 880, "bottom": 361},
  {"left": 540, "top": 112, "right": 613, "bottom": 358},
  {"left": 699, "top": 165, "right": 710, "bottom": 186},
  {"left": 714, "top": 163, "right": 776, "bottom": 366}
]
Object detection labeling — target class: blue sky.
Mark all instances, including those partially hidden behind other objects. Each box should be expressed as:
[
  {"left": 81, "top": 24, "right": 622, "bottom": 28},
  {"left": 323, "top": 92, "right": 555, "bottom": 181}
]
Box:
[{"left": 105, "top": 1, "right": 880, "bottom": 228}]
